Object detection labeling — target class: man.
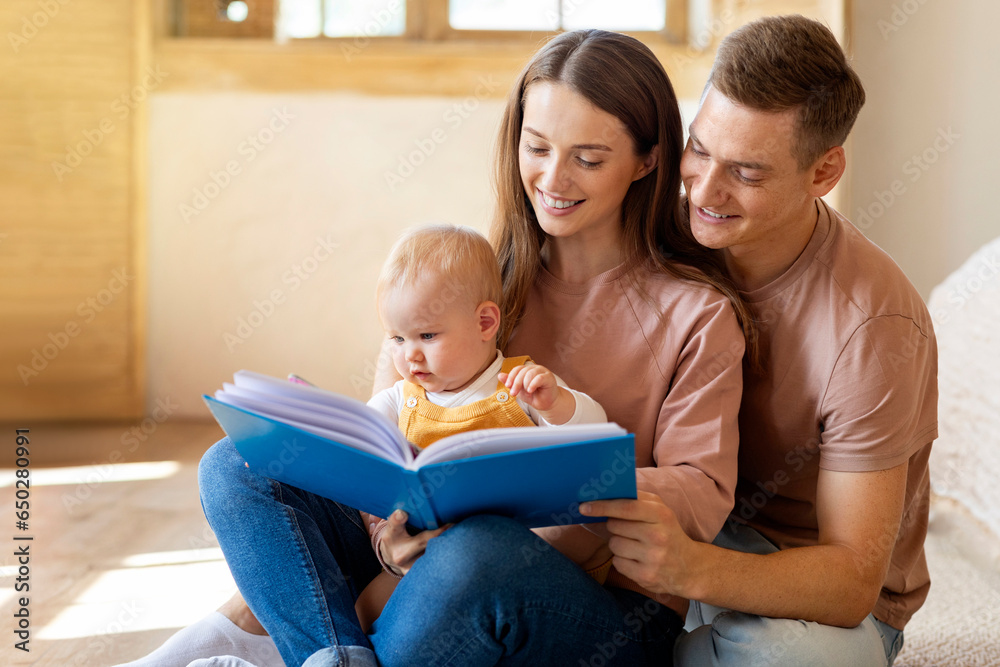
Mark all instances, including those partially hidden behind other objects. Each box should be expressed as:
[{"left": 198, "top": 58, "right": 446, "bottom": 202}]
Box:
[{"left": 582, "top": 15, "right": 937, "bottom": 666}]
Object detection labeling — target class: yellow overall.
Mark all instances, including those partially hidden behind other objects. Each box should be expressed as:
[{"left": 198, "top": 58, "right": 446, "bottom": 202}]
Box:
[{"left": 398, "top": 355, "right": 535, "bottom": 450}]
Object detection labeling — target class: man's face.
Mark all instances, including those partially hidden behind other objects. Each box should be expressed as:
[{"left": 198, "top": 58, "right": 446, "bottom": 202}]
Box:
[{"left": 680, "top": 87, "right": 816, "bottom": 259}]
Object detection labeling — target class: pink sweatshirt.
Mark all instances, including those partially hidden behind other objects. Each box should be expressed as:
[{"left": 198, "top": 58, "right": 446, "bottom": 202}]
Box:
[{"left": 508, "top": 258, "right": 745, "bottom": 616}]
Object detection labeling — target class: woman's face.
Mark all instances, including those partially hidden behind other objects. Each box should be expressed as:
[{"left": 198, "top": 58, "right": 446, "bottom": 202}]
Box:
[{"left": 519, "top": 81, "right": 656, "bottom": 244}]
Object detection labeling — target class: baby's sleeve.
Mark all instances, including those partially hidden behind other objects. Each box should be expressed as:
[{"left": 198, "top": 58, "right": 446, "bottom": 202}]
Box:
[
  {"left": 519, "top": 368, "right": 607, "bottom": 426},
  {"left": 366, "top": 382, "right": 404, "bottom": 424}
]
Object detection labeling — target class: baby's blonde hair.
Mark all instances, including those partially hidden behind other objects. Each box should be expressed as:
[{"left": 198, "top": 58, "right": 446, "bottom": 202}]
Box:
[{"left": 377, "top": 224, "right": 503, "bottom": 315}]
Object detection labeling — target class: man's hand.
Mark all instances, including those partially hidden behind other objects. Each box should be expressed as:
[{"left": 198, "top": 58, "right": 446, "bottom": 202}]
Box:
[
  {"left": 581, "top": 490, "right": 699, "bottom": 596},
  {"left": 499, "top": 364, "right": 575, "bottom": 425},
  {"left": 378, "top": 510, "right": 449, "bottom": 576}
]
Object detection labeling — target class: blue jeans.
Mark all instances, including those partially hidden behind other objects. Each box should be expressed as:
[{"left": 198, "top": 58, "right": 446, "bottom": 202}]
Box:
[
  {"left": 674, "top": 521, "right": 905, "bottom": 666},
  {"left": 199, "top": 438, "right": 683, "bottom": 667}
]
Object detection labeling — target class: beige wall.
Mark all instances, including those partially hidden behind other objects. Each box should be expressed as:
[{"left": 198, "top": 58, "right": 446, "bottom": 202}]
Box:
[
  {"left": 849, "top": 1, "right": 1000, "bottom": 298},
  {"left": 149, "top": 93, "right": 503, "bottom": 415}
]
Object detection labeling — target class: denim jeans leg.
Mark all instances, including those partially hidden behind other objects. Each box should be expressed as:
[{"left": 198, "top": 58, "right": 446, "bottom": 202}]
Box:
[
  {"left": 199, "top": 437, "right": 383, "bottom": 667},
  {"left": 369, "top": 514, "right": 684, "bottom": 667}
]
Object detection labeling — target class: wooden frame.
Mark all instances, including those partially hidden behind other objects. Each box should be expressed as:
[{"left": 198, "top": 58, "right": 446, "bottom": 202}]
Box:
[
  {"left": 151, "top": 1, "right": 718, "bottom": 99},
  {"left": 178, "top": 0, "right": 276, "bottom": 38},
  {"left": 161, "top": 0, "right": 687, "bottom": 43}
]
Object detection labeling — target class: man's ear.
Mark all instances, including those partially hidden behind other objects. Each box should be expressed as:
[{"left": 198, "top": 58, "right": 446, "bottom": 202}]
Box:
[
  {"left": 809, "top": 146, "right": 846, "bottom": 197},
  {"left": 478, "top": 301, "right": 501, "bottom": 341},
  {"left": 633, "top": 144, "right": 660, "bottom": 182}
]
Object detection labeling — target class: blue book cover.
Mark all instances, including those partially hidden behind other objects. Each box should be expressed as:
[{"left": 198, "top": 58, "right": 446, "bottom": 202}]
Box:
[{"left": 203, "top": 372, "right": 636, "bottom": 531}]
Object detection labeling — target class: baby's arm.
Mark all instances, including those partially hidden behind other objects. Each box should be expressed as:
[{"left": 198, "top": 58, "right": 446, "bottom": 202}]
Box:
[
  {"left": 500, "top": 364, "right": 606, "bottom": 426},
  {"left": 499, "top": 364, "right": 576, "bottom": 425},
  {"left": 532, "top": 525, "right": 613, "bottom": 579}
]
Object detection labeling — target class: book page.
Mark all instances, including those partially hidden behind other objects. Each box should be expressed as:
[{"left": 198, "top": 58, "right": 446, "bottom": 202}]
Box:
[
  {"left": 409, "top": 423, "right": 628, "bottom": 469},
  {"left": 220, "top": 371, "right": 413, "bottom": 465},
  {"left": 222, "top": 383, "right": 383, "bottom": 444},
  {"left": 214, "top": 389, "right": 406, "bottom": 461}
]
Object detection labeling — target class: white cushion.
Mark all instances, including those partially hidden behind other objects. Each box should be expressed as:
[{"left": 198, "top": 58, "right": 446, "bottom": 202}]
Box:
[{"left": 926, "top": 237, "right": 1000, "bottom": 540}]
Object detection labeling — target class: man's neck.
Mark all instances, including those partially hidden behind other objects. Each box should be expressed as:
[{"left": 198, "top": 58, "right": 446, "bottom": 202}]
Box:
[{"left": 725, "top": 201, "right": 820, "bottom": 292}]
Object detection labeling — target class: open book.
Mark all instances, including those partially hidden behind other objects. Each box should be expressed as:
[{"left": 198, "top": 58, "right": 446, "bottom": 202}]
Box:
[{"left": 204, "top": 370, "right": 636, "bottom": 530}]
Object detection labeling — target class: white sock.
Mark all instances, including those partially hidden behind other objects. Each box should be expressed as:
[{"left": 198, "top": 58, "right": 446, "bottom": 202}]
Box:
[
  {"left": 115, "top": 611, "right": 283, "bottom": 667},
  {"left": 186, "top": 658, "right": 259, "bottom": 667}
]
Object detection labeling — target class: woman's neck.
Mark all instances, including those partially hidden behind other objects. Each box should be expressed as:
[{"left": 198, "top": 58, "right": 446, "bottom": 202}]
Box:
[{"left": 541, "top": 230, "right": 625, "bottom": 284}]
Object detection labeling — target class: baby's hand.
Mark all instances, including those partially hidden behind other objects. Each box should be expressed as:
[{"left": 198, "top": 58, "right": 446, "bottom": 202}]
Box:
[{"left": 498, "top": 364, "right": 575, "bottom": 424}]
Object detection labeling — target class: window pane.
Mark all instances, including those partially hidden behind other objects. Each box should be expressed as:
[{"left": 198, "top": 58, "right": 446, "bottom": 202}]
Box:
[
  {"left": 450, "top": 0, "right": 560, "bottom": 31},
  {"left": 281, "top": 0, "right": 322, "bottom": 38},
  {"left": 323, "top": 0, "right": 406, "bottom": 37},
  {"left": 561, "top": 0, "right": 665, "bottom": 31}
]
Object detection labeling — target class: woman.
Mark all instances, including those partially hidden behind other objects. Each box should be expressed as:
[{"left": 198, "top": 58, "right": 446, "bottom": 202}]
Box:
[{"left": 125, "top": 29, "right": 753, "bottom": 667}]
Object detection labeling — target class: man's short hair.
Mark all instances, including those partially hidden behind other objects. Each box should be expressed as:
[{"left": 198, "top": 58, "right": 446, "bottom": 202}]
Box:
[
  {"left": 709, "top": 14, "right": 866, "bottom": 169},
  {"left": 377, "top": 224, "right": 502, "bottom": 312}
]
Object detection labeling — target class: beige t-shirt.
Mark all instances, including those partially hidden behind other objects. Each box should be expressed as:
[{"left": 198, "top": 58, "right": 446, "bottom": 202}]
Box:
[
  {"left": 732, "top": 199, "right": 937, "bottom": 630},
  {"left": 508, "top": 258, "right": 745, "bottom": 617}
]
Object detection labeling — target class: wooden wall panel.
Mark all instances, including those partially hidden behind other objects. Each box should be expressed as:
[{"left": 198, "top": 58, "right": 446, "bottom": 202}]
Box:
[{"left": 0, "top": 0, "right": 147, "bottom": 419}]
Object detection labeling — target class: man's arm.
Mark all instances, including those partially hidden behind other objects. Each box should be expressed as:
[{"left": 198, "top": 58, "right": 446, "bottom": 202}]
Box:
[{"left": 583, "top": 462, "right": 908, "bottom": 628}]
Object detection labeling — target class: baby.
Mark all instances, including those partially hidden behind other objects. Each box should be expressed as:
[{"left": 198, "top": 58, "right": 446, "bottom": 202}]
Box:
[
  {"left": 361, "top": 225, "right": 613, "bottom": 610},
  {"left": 367, "top": 223, "right": 606, "bottom": 444}
]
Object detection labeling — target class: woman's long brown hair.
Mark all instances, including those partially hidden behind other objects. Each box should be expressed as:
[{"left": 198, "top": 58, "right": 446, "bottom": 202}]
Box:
[{"left": 490, "top": 29, "right": 759, "bottom": 368}]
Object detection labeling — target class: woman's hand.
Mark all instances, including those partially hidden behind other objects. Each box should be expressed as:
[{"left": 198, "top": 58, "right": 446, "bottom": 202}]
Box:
[{"left": 378, "top": 509, "right": 449, "bottom": 576}]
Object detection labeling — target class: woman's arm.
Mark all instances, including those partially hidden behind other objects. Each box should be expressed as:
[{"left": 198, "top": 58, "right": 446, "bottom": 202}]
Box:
[{"left": 637, "top": 295, "right": 744, "bottom": 543}]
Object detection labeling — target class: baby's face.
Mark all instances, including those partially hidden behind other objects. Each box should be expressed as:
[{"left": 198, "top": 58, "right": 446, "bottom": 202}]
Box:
[{"left": 380, "top": 278, "right": 494, "bottom": 393}]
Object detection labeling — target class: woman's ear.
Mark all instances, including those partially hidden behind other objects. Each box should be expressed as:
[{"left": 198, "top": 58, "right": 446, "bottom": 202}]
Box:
[
  {"left": 633, "top": 144, "right": 660, "bottom": 182},
  {"left": 478, "top": 301, "right": 502, "bottom": 341}
]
